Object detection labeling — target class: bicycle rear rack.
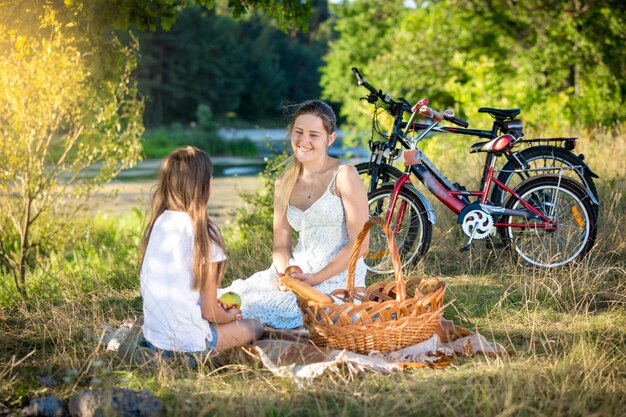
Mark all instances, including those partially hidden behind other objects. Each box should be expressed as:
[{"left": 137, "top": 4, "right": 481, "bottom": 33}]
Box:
[
  {"left": 498, "top": 165, "right": 583, "bottom": 175},
  {"left": 516, "top": 137, "right": 577, "bottom": 151}
]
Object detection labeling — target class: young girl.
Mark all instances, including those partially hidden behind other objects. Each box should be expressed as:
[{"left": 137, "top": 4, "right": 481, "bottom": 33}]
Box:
[
  {"left": 139, "top": 146, "right": 263, "bottom": 354},
  {"left": 220, "top": 99, "right": 369, "bottom": 329}
]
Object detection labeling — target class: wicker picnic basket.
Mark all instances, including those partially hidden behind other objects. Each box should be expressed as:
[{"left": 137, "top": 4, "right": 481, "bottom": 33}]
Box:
[{"left": 294, "top": 217, "right": 446, "bottom": 354}]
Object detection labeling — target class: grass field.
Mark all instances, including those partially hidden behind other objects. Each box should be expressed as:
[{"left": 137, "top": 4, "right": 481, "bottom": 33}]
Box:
[{"left": 1, "top": 129, "right": 624, "bottom": 416}]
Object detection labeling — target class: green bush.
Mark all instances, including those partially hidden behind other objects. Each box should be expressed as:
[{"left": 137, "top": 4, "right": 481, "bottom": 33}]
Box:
[{"left": 0, "top": 210, "right": 144, "bottom": 306}]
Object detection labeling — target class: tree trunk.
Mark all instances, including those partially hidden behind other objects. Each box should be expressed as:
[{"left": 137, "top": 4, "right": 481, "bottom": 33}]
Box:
[
  {"left": 16, "top": 196, "right": 33, "bottom": 299},
  {"left": 154, "top": 42, "right": 165, "bottom": 126}
]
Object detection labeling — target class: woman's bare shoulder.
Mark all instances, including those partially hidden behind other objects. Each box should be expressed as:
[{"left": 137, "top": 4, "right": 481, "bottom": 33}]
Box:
[
  {"left": 336, "top": 162, "right": 359, "bottom": 182},
  {"left": 335, "top": 163, "right": 365, "bottom": 198}
]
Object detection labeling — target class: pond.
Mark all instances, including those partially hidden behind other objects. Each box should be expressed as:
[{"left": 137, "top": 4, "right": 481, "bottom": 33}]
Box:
[
  {"left": 114, "top": 156, "right": 267, "bottom": 181},
  {"left": 114, "top": 128, "right": 370, "bottom": 180},
  {"left": 115, "top": 149, "right": 369, "bottom": 181}
]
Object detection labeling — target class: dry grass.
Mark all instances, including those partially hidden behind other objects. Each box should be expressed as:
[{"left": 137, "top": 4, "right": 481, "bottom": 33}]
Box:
[{"left": 0, "top": 128, "right": 624, "bottom": 416}]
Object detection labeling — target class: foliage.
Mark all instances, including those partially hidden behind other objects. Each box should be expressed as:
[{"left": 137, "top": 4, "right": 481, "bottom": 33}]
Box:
[
  {"left": 0, "top": 8, "right": 144, "bottom": 297},
  {"left": 136, "top": 5, "right": 329, "bottom": 126},
  {"left": 0, "top": 211, "right": 144, "bottom": 305},
  {"left": 321, "top": 0, "right": 626, "bottom": 143},
  {"left": 320, "top": 0, "right": 405, "bottom": 145},
  {"left": 204, "top": 0, "right": 314, "bottom": 31},
  {"left": 0, "top": 0, "right": 312, "bottom": 35}
]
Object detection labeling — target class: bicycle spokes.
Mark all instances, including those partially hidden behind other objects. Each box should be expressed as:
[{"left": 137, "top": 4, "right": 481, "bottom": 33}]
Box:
[
  {"left": 366, "top": 186, "right": 431, "bottom": 274},
  {"left": 501, "top": 177, "right": 595, "bottom": 268}
]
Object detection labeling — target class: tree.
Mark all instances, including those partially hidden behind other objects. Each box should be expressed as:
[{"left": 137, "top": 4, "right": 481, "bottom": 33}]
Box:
[
  {"left": 320, "top": 0, "right": 406, "bottom": 145},
  {"left": 1, "top": 0, "right": 312, "bottom": 34},
  {"left": 321, "top": 0, "right": 625, "bottom": 141},
  {"left": 136, "top": 8, "right": 249, "bottom": 126},
  {"left": 136, "top": 4, "right": 330, "bottom": 125},
  {"left": 457, "top": 0, "right": 626, "bottom": 128},
  {"left": 0, "top": 11, "right": 143, "bottom": 297}
]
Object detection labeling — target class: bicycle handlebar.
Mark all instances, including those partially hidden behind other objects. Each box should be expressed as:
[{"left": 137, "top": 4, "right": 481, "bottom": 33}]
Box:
[
  {"left": 352, "top": 67, "right": 411, "bottom": 111},
  {"left": 352, "top": 68, "right": 469, "bottom": 127},
  {"left": 351, "top": 67, "right": 378, "bottom": 96},
  {"left": 443, "top": 109, "right": 470, "bottom": 128}
]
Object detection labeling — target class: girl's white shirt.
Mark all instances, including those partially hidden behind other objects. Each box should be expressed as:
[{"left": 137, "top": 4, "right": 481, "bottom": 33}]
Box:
[{"left": 140, "top": 210, "right": 226, "bottom": 352}]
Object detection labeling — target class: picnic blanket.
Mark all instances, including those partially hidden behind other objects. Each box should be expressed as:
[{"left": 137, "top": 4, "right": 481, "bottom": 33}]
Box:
[{"left": 97, "top": 317, "right": 505, "bottom": 387}]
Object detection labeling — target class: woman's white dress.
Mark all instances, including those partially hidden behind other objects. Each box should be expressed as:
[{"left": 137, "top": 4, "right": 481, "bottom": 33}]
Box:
[{"left": 220, "top": 164, "right": 366, "bottom": 329}]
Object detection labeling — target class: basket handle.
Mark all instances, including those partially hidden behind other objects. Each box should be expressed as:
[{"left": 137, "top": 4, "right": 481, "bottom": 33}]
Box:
[{"left": 346, "top": 217, "right": 405, "bottom": 302}]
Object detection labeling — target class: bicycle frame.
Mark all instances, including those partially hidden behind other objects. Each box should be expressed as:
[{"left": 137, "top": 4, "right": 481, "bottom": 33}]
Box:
[
  {"left": 386, "top": 117, "right": 557, "bottom": 232},
  {"left": 401, "top": 121, "right": 591, "bottom": 184}
]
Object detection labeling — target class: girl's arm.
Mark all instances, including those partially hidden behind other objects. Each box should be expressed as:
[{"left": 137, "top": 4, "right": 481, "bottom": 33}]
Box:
[
  {"left": 293, "top": 165, "right": 369, "bottom": 286},
  {"left": 200, "top": 261, "right": 241, "bottom": 324},
  {"left": 272, "top": 177, "right": 293, "bottom": 275}
]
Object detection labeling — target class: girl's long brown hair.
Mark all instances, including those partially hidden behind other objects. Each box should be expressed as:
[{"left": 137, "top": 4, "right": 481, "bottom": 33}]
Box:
[
  {"left": 139, "top": 146, "right": 225, "bottom": 290},
  {"left": 276, "top": 100, "right": 337, "bottom": 212}
]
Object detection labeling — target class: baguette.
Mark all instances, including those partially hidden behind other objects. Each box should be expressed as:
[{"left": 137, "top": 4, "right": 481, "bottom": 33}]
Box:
[{"left": 280, "top": 274, "right": 333, "bottom": 305}]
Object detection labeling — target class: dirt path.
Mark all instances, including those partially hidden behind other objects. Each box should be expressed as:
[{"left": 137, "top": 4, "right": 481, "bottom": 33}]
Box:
[{"left": 92, "top": 176, "right": 264, "bottom": 222}]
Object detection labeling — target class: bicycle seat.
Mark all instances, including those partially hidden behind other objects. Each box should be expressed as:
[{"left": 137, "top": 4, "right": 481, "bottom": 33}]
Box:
[
  {"left": 470, "top": 134, "right": 515, "bottom": 154},
  {"left": 478, "top": 107, "right": 521, "bottom": 119}
]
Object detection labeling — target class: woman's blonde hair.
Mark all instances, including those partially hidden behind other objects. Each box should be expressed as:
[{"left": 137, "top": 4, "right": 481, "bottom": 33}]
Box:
[
  {"left": 275, "top": 100, "right": 337, "bottom": 212},
  {"left": 139, "top": 146, "right": 225, "bottom": 290}
]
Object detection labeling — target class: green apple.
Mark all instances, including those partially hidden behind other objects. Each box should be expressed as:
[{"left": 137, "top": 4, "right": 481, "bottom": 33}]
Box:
[{"left": 218, "top": 291, "right": 242, "bottom": 309}]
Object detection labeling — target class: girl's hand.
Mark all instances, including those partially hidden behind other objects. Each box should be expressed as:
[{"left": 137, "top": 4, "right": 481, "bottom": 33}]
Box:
[
  {"left": 225, "top": 307, "right": 243, "bottom": 322},
  {"left": 289, "top": 272, "right": 322, "bottom": 287}
]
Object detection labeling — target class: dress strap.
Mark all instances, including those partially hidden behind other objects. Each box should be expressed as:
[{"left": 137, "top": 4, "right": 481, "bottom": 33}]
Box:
[{"left": 327, "top": 163, "right": 348, "bottom": 196}]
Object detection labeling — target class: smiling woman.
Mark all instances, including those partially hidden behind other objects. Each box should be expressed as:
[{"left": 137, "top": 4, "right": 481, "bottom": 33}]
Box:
[{"left": 218, "top": 99, "right": 370, "bottom": 329}]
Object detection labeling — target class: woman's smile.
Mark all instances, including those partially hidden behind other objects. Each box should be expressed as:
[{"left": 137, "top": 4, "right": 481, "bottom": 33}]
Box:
[{"left": 291, "top": 113, "right": 335, "bottom": 163}]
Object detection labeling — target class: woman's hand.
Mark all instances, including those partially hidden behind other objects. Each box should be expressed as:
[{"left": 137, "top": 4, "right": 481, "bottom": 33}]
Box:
[{"left": 289, "top": 272, "right": 322, "bottom": 287}]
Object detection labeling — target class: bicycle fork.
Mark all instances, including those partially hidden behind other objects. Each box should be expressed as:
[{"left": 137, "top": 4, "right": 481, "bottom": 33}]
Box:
[{"left": 385, "top": 174, "right": 413, "bottom": 235}]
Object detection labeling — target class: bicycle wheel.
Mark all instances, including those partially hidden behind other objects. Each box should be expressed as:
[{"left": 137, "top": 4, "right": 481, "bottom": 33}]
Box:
[
  {"left": 366, "top": 185, "right": 432, "bottom": 274},
  {"left": 492, "top": 146, "right": 599, "bottom": 208},
  {"left": 499, "top": 175, "right": 596, "bottom": 268},
  {"left": 355, "top": 162, "right": 403, "bottom": 194}
]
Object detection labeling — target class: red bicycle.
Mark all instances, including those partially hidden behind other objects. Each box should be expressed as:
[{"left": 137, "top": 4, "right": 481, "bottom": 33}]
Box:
[{"left": 366, "top": 99, "right": 597, "bottom": 273}]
